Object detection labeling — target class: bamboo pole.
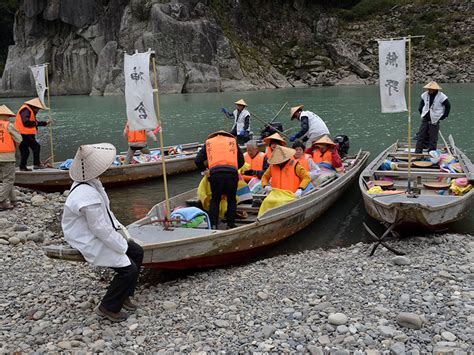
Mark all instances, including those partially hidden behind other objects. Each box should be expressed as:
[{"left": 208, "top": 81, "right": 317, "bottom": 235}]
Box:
[
  {"left": 407, "top": 35, "right": 412, "bottom": 193},
  {"left": 250, "top": 111, "right": 290, "bottom": 139},
  {"left": 45, "top": 64, "right": 54, "bottom": 164},
  {"left": 269, "top": 101, "right": 288, "bottom": 124},
  {"left": 151, "top": 55, "right": 171, "bottom": 219}
]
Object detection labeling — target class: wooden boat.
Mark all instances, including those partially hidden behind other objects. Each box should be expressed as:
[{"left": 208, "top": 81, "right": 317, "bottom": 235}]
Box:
[
  {"left": 44, "top": 150, "right": 370, "bottom": 269},
  {"left": 359, "top": 137, "right": 473, "bottom": 230},
  {"left": 14, "top": 142, "right": 203, "bottom": 192}
]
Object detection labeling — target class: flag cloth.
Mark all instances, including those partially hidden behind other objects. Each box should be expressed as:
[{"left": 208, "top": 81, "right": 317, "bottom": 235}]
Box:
[
  {"left": 124, "top": 50, "right": 159, "bottom": 131},
  {"left": 30, "top": 64, "right": 48, "bottom": 108},
  {"left": 378, "top": 39, "right": 407, "bottom": 113}
]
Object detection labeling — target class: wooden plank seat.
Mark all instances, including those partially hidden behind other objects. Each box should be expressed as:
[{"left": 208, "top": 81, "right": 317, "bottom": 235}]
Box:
[{"left": 373, "top": 170, "right": 466, "bottom": 178}]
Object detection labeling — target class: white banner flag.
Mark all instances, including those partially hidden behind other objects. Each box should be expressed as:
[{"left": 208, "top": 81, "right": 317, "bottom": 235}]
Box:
[
  {"left": 30, "top": 64, "right": 48, "bottom": 108},
  {"left": 124, "top": 51, "right": 158, "bottom": 131},
  {"left": 378, "top": 39, "right": 407, "bottom": 113}
]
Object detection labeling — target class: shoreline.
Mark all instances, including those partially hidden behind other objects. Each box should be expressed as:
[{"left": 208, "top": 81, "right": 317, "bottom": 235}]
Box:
[
  {"left": 1, "top": 81, "right": 473, "bottom": 100},
  {"left": 0, "top": 188, "right": 472, "bottom": 353}
]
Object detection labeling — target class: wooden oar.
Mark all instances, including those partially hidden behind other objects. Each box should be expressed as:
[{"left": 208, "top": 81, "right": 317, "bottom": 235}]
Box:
[
  {"left": 250, "top": 111, "right": 290, "bottom": 139},
  {"left": 269, "top": 102, "right": 288, "bottom": 124},
  {"left": 439, "top": 130, "right": 454, "bottom": 156}
]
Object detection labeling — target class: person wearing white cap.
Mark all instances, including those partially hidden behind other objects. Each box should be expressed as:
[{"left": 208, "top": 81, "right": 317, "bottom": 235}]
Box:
[
  {"left": 221, "top": 99, "right": 251, "bottom": 144},
  {"left": 61, "top": 143, "right": 143, "bottom": 322},
  {"left": 415, "top": 81, "right": 451, "bottom": 153},
  {"left": 289, "top": 105, "right": 330, "bottom": 148},
  {"left": 0, "top": 105, "right": 22, "bottom": 210},
  {"left": 14, "top": 98, "right": 51, "bottom": 171}
]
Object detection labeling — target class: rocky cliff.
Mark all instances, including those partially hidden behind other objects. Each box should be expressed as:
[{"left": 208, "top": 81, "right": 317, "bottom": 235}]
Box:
[{"left": 1, "top": 0, "right": 472, "bottom": 97}]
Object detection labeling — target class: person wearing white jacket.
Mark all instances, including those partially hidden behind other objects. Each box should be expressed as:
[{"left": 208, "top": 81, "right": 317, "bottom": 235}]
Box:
[
  {"left": 62, "top": 143, "right": 143, "bottom": 322},
  {"left": 415, "top": 81, "right": 451, "bottom": 153}
]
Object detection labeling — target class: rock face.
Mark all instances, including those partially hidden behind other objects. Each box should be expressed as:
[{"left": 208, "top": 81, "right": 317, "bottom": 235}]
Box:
[{"left": 1, "top": 0, "right": 472, "bottom": 96}]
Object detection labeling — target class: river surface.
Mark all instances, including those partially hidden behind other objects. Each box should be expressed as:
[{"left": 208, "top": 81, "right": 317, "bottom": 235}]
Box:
[{"left": 2, "top": 84, "right": 473, "bottom": 253}]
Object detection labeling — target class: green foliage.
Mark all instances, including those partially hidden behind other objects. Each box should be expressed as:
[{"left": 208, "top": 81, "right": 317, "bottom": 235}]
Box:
[{"left": 338, "top": 0, "right": 398, "bottom": 21}]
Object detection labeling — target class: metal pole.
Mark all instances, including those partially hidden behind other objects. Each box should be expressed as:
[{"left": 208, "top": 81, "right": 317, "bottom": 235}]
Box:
[
  {"left": 45, "top": 64, "right": 54, "bottom": 164},
  {"left": 407, "top": 35, "right": 412, "bottom": 193},
  {"left": 151, "top": 55, "right": 171, "bottom": 219}
]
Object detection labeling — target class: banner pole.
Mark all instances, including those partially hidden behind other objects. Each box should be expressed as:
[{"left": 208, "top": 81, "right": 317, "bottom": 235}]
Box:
[
  {"left": 151, "top": 55, "right": 171, "bottom": 220},
  {"left": 407, "top": 35, "right": 412, "bottom": 193},
  {"left": 45, "top": 64, "right": 54, "bottom": 164}
]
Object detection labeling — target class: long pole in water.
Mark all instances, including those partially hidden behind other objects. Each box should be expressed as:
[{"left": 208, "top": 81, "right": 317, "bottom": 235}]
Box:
[
  {"left": 151, "top": 55, "right": 171, "bottom": 219},
  {"left": 45, "top": 64, "right": 54, "bottom": 164},
  {"left": 407, "top": 35, "right": 412, "bottom": 193}
]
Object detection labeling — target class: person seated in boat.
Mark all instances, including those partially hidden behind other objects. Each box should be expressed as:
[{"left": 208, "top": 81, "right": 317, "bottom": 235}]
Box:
[
  {"left": 261, "top": 145, "right": 311, "bottom": 198},
  {"left": 305, "top": 135, "right": 345, "bottom": 174},
  {"left": 221, "top": 99, "right": 250, "bottom": 145},
  {"left": 123, "top": 122, "right": 158, "bottom": 165},
  {"left": 292, "top": 141, "right": 321, "bottom": 181},
  {"left": 195, "top": 131, "right": 245, "bottom": 230},
  {"left": 242, "top": 140, "right": 268, "bottom": 182},
  {"left": 61, "top": 143, "right": 143, "bottom": 323},
  {"left": 263, "top": 132, "right": 287, "bottom": 159},
  {"left": 289, "top": 105, "right": 330, "bottom": 148},
  {"left": 0, "top": 105, "right": 22, "bottom": 211}
]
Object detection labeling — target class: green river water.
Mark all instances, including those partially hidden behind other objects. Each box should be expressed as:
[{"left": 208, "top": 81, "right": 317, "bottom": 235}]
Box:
[{"left": 2, "top": 83, "right": 473, "bottom": 253}]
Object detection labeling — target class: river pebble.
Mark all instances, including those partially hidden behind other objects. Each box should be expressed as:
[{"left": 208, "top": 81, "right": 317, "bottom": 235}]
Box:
[{"left": 0, "top": 188, "right": 472, "bottom": 353}]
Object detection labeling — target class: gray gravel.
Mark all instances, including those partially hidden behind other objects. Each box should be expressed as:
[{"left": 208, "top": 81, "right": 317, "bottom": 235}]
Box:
[{"left": 0, "top": 188, "right": 472, "bottom": 353}]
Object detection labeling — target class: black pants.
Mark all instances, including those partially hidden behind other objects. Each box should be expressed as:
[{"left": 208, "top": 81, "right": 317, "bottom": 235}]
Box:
[
  {"left": 19, "top": 135, "right": 41, "bottom": 168},
  {"left": 209, "top": 172, "right": 238, "bottom": 228},
  {"left": 415, "top": 118, "right": 439, "bottom": 153},
  {"left": 100, "top": 240, "right": 144, "bottom": 313}
]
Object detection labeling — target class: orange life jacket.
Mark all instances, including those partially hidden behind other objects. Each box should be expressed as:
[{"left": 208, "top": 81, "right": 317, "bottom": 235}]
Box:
[
  {"left": 15, "top": 105, "right": 37, "bottom": 135},
  {"left": 296, "top": 153, "right": 311, "bottom": 172},
  {"left": 312, "top": 149, "right": 333, "bottom": 165},
  {"left": 271, "top": 158, "right": 301, "bottom": 193},
  {"left": 206, "top": 135, "right": 238, "bottom": 170},
  {"left": 243, "top": 151, "right": 265, "bottom": 181},
  {"left": 265, "top": 146, "right": 272, "bottom": 159},
  {"left": 126, "top": 124, "right": 147, "bottom": 143},
  {"left": 0, "top": 121, "right": 16, "bottom": 153}
]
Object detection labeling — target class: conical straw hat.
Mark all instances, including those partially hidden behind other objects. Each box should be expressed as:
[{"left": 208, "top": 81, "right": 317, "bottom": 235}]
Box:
[
  {"left": 69, "top": 143, "right": 116, "bottom": 182},
  {"left": 313, "top": 135, "right": 336, "bottom": 146},
  {"left": 0, "top": 105, "right": 15, "bottom": 117},
  {"left": 25, "top": 98, "right": 46, "bottom": 109},
  {"left": 234, "top": 99, "right": 247, "bottom": 106},
  {"left": 290, "top": 105, "right": 304, "bottom": 120},
  {"left": 423, "top": 81, "right": 442, "bottom": 90},
  {"left": 207, "top": 130, "right": 235, "bottom": 139},
  {"left": 263, "top": 132, "right": 287, "bottom": 146},
  {"left": 268, "top": 145, "right": 296, "bottom": 165}
]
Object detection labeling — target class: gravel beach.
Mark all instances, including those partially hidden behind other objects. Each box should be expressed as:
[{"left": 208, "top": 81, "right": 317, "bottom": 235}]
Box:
[{"left": 0, "top": 189, "right": 472, "bottom": 354}]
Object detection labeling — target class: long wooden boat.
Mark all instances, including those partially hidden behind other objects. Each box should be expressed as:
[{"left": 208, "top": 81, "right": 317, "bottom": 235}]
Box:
[
  {"left": 44, "top": 150, "right": 370, "bottom": 269},
  {"left": 359, "top": 137, "right": 473, "bottom": 229},
  {"left": 15, "top": 142, "right": 203, "bottom": 192}
]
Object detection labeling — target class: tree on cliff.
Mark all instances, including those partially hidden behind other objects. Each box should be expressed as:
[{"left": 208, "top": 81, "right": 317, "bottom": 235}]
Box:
[{"left": 0, "top": 0, "right": 19, "bottom": 76}]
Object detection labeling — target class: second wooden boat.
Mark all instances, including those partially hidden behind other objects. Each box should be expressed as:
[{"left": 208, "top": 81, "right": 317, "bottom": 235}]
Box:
[{"left": 359, "top": 137, "right": 473, "bottom": 229}]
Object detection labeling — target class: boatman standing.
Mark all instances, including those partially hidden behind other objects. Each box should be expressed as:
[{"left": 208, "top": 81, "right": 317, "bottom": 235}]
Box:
[
  {"left": 0, "top": 105, "right": 22, "bottom": 211},
  {"left": 289, "top": 105, "right": 330, "bottom": 148},
  {"left": 195, "top": 131, "right": 245, "bottom": 230},
  {"left": 415, "top": 81, "right": 451, "bottom": 153},
  {"left": 123, "top": 122, "right": 158, "bottom": 164},
  {"left": 15, "top": 98, "right": 50, "bottom": 171},
  {"left": 62, "top": 143, "right": 143, "bottom": 322},
  {"left": 221, "top": 99, "right": 251, "bottom": 145}
]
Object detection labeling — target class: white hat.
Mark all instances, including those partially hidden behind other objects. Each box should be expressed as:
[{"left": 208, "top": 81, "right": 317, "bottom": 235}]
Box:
[
  {"left": 25, "top": 98, "right": 46, "bottom": 109},
  {"left": 290, "top": 105, "right": 304, "bottom": 120},
  {"left": 69, "top": 143, "right": 116, "bottom": 182},
  {"left": 234, "top": 99, "right": 247, "bottom": 106}
]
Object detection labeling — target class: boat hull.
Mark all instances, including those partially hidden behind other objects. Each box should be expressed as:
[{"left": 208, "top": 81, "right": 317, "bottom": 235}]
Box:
[
  {"left": 359, "top": 140, "right": 474, "bottom": 229},
  {"left": 131, "top": 152, "right": 370, "bottom": 269}
]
